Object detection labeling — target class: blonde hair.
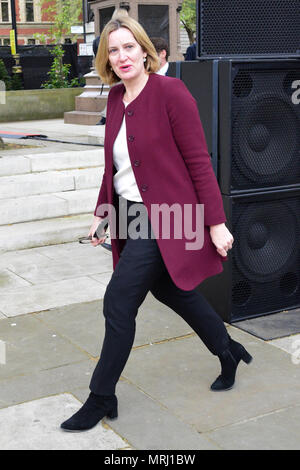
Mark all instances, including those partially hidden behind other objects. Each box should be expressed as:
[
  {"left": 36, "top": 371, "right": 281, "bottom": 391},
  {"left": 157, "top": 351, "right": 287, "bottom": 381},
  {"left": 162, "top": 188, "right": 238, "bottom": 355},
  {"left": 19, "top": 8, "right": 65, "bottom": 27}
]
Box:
[{"left": 95, "top": 9, "right": 160, "bottom": 85}]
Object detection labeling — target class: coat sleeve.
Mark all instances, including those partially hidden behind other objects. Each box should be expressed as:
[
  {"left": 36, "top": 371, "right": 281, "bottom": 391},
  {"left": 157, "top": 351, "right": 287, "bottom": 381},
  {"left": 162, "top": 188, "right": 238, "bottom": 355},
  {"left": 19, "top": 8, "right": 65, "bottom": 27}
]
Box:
[
  {"left": 93, "top": 85, "right": 117, "bottom": 217},
  {"left": 165, "top": 78, "right": 226, "bottom": 226},
  {"left": 93, "top": 169, "right": 108, "bottom": 217}
]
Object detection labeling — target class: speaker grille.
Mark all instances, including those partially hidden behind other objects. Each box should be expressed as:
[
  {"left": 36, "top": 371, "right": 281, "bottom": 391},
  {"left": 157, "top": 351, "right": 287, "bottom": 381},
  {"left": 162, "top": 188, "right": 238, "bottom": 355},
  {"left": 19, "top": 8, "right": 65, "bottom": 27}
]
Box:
[
  {"left": 228, "top": 62, "right": 300, "bottom": 192},
  {"left": 231, "top": 191, "right": 300, "bottom": 320},
  {"left": 199, "top": 0, "right": 300, "bottom": 57}
]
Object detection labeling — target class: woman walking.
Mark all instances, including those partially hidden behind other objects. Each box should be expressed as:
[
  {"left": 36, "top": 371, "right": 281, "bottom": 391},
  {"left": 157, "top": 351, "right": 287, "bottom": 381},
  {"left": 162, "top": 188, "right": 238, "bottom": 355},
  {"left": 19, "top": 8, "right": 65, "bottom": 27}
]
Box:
[{"left": 61, "top": 11, "right": 252, "bottom": 432}]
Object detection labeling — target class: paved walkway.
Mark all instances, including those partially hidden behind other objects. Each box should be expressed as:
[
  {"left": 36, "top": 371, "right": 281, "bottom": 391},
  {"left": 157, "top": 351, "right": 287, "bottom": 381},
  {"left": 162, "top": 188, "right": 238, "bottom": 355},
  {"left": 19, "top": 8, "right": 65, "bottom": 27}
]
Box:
[
  {"left": 0, "top": 120, "right": 299, "bottom": 450},
  {"left": 0, "top": 118, "right": 105, "bottom": 146}
]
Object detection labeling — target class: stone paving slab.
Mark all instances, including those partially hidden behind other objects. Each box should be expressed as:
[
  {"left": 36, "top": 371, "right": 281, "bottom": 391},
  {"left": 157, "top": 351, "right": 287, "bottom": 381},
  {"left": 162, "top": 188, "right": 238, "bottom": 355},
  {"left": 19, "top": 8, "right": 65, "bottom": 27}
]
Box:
[
  {"left": 32, "top": 240, "right": 111, "bottom": 260},
  {"left": 33, "top": 294, "right": 194, "bottom": 358},
  {"left": 1, "top": 119, "right": 103, "bottom": 141},
  {"left": 0, "top": 234, "right": 107, "bottom": 269},
  {"left": 0, "top": 248, "right": 52, "bottom": 270},
  {"left": 0, "top": 314, "right": 88, "bottom": 380},
  {"left": 34, "top": 301, "right": 105, "bottom": 358},
  {"left": 0, "top": 394, "right": 130, "bottom": 450},
  {"left": 5, "top": 254, "right": 112, "bottom": 285},
  {"left": 34, "top": 244, "right": 113, "bottom": 269},
  {"left": 268, "top": 334, "right": 300, "bottom": 357},
  {"left": 73, "top": 382, "right": 220, "bottom": 450},
  {"left": 0, "top": 137, "right": 88, "bottom": 156},
  {"left": 90, "top": 272, "right": 113, "bottom": 287},
  {"left": 207, "top": 404, "right": 300, "bottom": 450},
  {"left": 121, "top": 327, "right": 300, "bottom": 433},
  {"left": 0, "top": 360, "right": 96, "bottom": 408},
  {"left": 0, "top": 268, "right": 32, "bottom": 290},
  {"left": 0, "top": 276, "right": 106, "bottom": 317}
]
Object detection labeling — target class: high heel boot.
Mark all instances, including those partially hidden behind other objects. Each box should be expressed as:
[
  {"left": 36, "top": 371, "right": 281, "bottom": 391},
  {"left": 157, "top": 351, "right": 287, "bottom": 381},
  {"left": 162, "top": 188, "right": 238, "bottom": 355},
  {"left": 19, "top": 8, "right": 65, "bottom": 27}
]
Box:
[
  {"left": 210, "top": 338, "right": 253, "bottom": 392},
  {"left": 60, "top": 392, "right": 118, "bottom": 432}
]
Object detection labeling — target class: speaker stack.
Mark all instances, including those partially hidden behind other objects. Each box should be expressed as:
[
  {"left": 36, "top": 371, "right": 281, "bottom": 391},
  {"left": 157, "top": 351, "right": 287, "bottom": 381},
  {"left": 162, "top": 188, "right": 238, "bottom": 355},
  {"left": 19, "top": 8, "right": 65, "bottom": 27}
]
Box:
[{"left": 174, "top": 0, "right": 300, "bottom": 322}]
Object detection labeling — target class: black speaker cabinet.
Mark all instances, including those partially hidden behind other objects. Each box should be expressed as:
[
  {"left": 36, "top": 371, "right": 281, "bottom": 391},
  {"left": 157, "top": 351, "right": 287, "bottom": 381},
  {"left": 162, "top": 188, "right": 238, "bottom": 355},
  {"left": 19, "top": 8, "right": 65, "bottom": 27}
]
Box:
[
  {"left": 198, "top": 188, "right": 300, "bottom": 322},
  {"left": 197, "top": 0, "right": 300, "bottom": 59},
  {"left": 173, "top": 59, "right": 300, "bottom": 322},
  {"left": 177, "top": 59, "right": 300, "bottom": 192},
  {"left": 218, "top": 60, "right": 300, "bottom": 194}
]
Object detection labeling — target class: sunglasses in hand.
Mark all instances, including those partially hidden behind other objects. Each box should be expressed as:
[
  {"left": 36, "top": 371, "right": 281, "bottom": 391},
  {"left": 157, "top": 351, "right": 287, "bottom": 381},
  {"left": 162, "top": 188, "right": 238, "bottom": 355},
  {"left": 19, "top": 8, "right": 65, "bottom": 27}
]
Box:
[{"left": 78, "top": 218, "right": 109, "bottom": 245}]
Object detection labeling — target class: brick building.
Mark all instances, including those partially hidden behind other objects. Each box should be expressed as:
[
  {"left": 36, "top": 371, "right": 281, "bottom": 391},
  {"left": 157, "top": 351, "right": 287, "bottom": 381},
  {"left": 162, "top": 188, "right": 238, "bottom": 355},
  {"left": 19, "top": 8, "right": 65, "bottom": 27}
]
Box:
[
  {"left": 0, "top": 0, "right": 82, "bottom": 45},
  {"left": 0, "top": 1, "right": 192, "bottom": 54}
]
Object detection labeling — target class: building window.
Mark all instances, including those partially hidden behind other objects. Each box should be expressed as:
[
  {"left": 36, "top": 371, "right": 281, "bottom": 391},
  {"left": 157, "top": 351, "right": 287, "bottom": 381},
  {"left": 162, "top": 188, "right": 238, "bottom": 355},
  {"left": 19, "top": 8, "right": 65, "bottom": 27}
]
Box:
[
  {"left": 138, "top": 5, "right": 169, "bottom": 45},
  {"left": 0, "top": 38, "right": 10, "bottom": 45},
  {"left": 1, "top": 1, "right": 9, "bottom": 22},
  {"left": 26, "top": 0, "right": 34, "bottom": 22},
  {"left": 99, "top": 7, "right": 115, "bottom": 35},
  {"left": 28, "top": 38, "right": 36, "bottom": 45}
]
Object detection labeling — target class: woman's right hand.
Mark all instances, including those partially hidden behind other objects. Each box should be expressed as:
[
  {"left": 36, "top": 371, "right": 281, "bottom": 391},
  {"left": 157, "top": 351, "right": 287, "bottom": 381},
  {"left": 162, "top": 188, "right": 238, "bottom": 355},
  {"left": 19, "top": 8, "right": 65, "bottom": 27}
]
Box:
[{"left": 88, "top": 216, "right": 107, "bottom": 247}]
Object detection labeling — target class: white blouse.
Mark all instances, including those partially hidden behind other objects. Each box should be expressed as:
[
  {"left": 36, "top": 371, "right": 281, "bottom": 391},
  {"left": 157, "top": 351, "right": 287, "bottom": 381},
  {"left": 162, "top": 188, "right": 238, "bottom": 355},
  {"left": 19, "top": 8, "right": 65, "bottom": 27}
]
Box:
[{"left": 112, "top": 101, "right": 143, "bottom": 202}]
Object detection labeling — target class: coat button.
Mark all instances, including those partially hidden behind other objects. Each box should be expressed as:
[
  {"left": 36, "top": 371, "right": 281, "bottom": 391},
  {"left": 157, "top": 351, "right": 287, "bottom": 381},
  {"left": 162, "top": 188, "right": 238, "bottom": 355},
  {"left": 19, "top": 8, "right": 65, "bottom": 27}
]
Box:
[
  {"left": 141, "top": 184, "right": 148, "bottom": 192},
  {"left": 128, "top": 135, "right": 135, "bottom": 142},
  {"left": 127, "top": 110, "right": 134, "bottom": 116},
  {"left": 133, "top": 160, "right": 140, "bottom": 167}
]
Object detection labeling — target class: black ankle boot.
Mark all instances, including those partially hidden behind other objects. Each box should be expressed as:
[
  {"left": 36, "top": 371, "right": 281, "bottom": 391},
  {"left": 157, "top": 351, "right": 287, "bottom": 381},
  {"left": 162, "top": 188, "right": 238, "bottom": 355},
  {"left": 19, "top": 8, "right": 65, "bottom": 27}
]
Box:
[
  {"left": 229, "top": 338, "right": 253, "bottom": 367},
  {"left": 60, "top": 393, "right": 118, "bottom": 432},
  {"left": 210, "top": 339, "right": 253, "bottom": 392}
]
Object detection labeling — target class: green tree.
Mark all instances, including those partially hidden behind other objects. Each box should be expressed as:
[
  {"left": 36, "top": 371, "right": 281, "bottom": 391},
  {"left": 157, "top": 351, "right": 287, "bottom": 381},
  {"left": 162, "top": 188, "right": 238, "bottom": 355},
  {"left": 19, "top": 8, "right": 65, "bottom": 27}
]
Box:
[
  {"left": 34, "top": 0, "right": 82, "bottom": 44},
  {"left": 33, "top": 1, "right": 84, "bottom": 89},
  {"left": 10, "top": 73, "right": 23, "bottom": 90},
  {"left": 180, "top": 0, "right": 196, "bottom": 45},
  {"left": 0, "top": 59, "right": 11, "bottom": 90},
  {"left": 0, "top": 59, "right": 24, "bottom": 90},
  {"left": 42, "top": 45, "right": 83, "bottom": 88}
]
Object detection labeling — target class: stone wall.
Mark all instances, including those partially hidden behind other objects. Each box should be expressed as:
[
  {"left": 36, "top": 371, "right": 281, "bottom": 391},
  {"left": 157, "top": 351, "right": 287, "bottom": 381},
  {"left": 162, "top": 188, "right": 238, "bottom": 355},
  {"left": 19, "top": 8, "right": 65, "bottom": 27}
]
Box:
[{"left": 0, "top": 87, "right": 82, "bottom": 122}]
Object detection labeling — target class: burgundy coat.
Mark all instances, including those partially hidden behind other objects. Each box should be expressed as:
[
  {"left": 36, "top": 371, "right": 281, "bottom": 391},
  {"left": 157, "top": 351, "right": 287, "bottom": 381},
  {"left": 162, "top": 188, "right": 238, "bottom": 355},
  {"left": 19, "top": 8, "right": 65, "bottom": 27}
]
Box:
[{"left": 94, "top": 72, "right": 227, "bottom": 290}]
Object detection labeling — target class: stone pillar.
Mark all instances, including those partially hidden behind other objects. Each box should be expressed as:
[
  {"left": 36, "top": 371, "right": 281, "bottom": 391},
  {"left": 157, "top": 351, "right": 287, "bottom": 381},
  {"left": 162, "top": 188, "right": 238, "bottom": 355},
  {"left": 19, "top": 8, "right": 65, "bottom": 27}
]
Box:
[{"left": 89, "top": 0, "right": 184, "bottom": 61}]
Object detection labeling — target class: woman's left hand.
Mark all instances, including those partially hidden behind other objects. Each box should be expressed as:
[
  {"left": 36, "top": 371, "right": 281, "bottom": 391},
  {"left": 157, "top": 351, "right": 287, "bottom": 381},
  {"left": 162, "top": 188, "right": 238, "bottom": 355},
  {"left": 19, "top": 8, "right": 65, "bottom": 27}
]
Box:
[{"left": 209, "top": 223, "right": 234, "bottom": 257}]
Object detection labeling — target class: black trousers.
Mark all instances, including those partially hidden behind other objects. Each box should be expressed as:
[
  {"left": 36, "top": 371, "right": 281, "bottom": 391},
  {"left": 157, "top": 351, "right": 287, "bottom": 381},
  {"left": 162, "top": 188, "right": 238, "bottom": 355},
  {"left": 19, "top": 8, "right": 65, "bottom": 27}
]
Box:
[{"left": 89, "top": 199, "right": 230, "bottom": 396}]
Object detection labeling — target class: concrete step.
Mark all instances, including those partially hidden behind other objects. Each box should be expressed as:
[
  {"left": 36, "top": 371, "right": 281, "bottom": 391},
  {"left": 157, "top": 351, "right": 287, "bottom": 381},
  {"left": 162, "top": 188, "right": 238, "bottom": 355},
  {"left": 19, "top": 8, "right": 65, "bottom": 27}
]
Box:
[
  {"left": 64, "top": 111, "right": 103, "bottom": 126},
  {"left": 0, "top": 167, "right": 104, "bottom": 199},
  {"left": 75, "top": 95, "right": 108, "bottom": 112},
  {"left": 85, "top": 76, "right": 103, "bottom": 86},
  {"left": 80, "top": 85, "right": 109, "bottom": 94},
  {"left": 0, "top": 188, "right": 99, "bottom": 225},
  {"left": 0, "top": 213, "right": 93, "bottom": 251},
  {"left": 84, "top": 70, "right": 104, "bottom": 86},
  {"left": 88, "top": 126, "right": 106, "bottom": 145},
  {"left": 0, "top": 149, "right": 104, "bottom": 176},
  {"left": 0, "top": 156, "right": 31, "bottom": 177}
]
